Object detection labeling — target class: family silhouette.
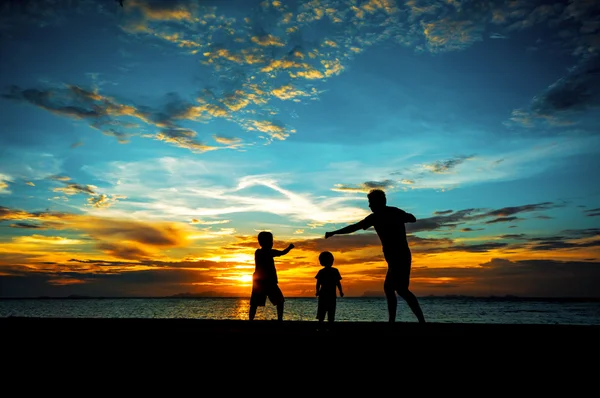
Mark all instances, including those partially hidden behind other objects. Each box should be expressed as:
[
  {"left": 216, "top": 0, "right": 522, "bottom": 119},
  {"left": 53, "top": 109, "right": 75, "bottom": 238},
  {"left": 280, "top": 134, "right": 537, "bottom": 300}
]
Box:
[{"left": 249, "top": 188, "right": 426, "bottom": 325}]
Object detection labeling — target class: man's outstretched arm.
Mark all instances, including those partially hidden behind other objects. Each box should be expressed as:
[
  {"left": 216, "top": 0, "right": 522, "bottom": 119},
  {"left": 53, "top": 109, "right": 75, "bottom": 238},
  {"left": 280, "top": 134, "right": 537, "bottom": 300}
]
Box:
[
  {"left": 404, "top": 212, "right": 416, "bottom": 223},
  {"left": 325, "top": 222, "right": 363, "bottom": 238}
]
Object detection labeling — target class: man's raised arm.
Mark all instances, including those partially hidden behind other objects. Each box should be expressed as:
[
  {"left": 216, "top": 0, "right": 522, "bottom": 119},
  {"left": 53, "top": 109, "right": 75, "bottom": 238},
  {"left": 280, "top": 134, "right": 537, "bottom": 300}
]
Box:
[
  {"left": 325, "top": 222, "right": 363, "bottom": 239},
  {"left": 404, "top": 212, "right": 416, "bottom": 223}
]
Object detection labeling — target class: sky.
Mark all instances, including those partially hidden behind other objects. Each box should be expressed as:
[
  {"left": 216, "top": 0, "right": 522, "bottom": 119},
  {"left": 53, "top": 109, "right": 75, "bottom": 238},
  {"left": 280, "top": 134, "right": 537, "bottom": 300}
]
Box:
[{"left": 0, "top": 0, "right": 599, "bottom": 298}]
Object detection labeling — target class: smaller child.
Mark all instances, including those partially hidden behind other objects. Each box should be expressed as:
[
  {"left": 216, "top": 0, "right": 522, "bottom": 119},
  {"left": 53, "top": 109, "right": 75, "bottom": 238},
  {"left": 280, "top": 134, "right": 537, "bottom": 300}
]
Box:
[{"left": 315, "top": 251, "right": 344, "bottom": 328}]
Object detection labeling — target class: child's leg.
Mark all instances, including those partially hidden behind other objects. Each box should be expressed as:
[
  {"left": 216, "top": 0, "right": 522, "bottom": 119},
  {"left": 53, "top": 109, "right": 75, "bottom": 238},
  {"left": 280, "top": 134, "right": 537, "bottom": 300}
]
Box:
[
  {"left": 328, "top": 301, "right": 336, "bottom": 323},
  {"left": 317, "top": 303, "right": 325, "bottom": 323},
  {"left": 271, "top": 285, "right": 285, "bottom": 322}
]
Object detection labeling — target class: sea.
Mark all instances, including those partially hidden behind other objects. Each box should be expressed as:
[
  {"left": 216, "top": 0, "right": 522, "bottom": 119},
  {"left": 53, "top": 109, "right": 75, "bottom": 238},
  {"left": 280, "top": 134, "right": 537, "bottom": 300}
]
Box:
[{"left": 1, "top": 296, "right": 599, "bottom": 325}]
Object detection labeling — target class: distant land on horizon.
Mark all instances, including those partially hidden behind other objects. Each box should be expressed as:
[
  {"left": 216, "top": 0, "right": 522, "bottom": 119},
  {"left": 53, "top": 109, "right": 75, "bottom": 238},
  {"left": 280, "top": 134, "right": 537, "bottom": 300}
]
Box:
[{"left": 1, "top": 293, "right": 599, "bottom": 301}]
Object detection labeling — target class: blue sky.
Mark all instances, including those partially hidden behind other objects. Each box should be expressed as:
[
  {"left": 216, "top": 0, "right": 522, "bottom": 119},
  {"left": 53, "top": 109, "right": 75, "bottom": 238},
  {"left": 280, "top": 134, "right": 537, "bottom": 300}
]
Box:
[{"left": 0, "top": 0, "right": 599, "bottom": 298}]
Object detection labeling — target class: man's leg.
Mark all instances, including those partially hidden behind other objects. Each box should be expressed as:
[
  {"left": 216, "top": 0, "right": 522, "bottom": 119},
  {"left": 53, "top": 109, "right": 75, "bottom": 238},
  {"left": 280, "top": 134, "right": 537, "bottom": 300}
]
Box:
[
  {"left": 276, "top": 302, "right": 284, "bottom": 322},
  {"left": 385, "top": 254, "right": 425, "bottom": 323},
  {"left": 249, "top": 305, "right": 257, "bottom": 321},
  {"left": 397, "top": 289, "right": 426, "bottom": 323},
  {"left": 384, "top": 279, "right": 398, "bottom": 322}
]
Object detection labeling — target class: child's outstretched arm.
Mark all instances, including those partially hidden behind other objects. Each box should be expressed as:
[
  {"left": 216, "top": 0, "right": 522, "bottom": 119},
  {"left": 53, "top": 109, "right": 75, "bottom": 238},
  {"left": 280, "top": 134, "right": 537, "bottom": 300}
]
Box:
[{"left": 273, "top": 243, "right": 295, "bottom": 257}]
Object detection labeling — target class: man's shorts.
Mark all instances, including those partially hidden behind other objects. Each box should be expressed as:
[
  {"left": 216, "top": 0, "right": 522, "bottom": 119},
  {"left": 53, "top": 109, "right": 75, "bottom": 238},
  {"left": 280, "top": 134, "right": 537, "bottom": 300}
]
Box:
[
  {"left": 383, "top": 250, "right": 412, "bottom": 292},
  {"left": 250, "top": 280, "right": 284, "bottom": 307}
]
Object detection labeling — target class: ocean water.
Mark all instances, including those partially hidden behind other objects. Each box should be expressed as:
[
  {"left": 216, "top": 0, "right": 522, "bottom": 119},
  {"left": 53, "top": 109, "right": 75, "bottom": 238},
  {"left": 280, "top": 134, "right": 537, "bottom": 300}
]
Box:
[{"left": 1, "top": 297, "right": 599, "bottom": 325}]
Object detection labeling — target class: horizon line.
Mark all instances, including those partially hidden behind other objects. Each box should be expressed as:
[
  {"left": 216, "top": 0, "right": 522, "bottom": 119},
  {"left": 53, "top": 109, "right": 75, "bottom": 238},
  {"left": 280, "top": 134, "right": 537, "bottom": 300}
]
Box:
[{"left": 1, "top": 295, "right": 599, "bottom": 301}]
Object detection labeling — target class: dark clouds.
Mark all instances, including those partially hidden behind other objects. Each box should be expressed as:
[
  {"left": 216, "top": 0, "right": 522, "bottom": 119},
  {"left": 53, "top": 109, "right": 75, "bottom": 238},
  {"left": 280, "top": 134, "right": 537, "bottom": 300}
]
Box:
[
  {"left": 0, "top": 267, "right": 217, "bottom": 298},
  {"left": 405, "top": 203, "right": 560, "bottom": 233},
  {"left": 2, "top": 254, "right": 598, "bottom": 298},
  {"left": 531, "top": 55, "right": 600, "bottom": 116},
  {"left": 584, "top": 208, "right": 600, "bottom": 217},
  {"left": 408, "top": 257, "right": 600, "bottom": 297}
]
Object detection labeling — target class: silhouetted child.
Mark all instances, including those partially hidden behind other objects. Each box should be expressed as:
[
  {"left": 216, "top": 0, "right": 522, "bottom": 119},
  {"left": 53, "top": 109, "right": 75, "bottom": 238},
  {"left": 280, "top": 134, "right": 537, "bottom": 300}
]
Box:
[
  {"left": 315, "top": 251, "right": 344, "bottom": 328},
  {"left": 249, "top": 231, "right": 294, "bottom": 322}
]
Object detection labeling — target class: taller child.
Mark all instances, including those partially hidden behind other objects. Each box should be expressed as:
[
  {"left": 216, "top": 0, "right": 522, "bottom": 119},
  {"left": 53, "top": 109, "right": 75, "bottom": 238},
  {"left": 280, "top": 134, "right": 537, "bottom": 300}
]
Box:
[
  {"left": 325, "top": 189, "right": 425, "bottom": 323},
  {"left": 249, "top": 231, "right": 294, "bottom": 322}
]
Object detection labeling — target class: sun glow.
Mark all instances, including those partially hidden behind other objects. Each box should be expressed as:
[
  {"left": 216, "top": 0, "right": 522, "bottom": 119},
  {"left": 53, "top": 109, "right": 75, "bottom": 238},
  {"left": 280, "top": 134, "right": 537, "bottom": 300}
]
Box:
[{"left": 239, "top": 274, "right": 253, "bottom": 283}]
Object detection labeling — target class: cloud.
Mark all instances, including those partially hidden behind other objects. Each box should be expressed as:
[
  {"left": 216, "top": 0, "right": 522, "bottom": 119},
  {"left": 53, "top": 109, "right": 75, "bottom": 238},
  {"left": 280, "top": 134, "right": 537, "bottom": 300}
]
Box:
[
  {"left": 530, "top": 56, "right": 600, "bottom": 115},
  {"left": 422, "top": 155, "right": 474, "bottom": 174},
  {"left": 505, "top": 13, "right": 600, "bottom": 130},
  {"left": 584, "top": 208, "right": 600, "bottom": 217},
  {"left": 0, "top": 265, "right": 226, "bottom": 298},
  {"left": 484, "top": 216, "right": 521, "bottom": 224},
  {"left": 14, "top": 235, "right": 83, "bottom": 245},
  {"left": 1, "top": 85, "right": 239, "bottom": 153},
  {"left": 88, "top": 194, "right": 128, "bottom": 209},
  {"left": 9, "top": 222, "right": 45, "bottom": 229},
  {"left": 0, "top": 180, "right": 9, "bottom": 194},
  {"left": 49, "top": 175, "right": 71, "bottom": 182},
  {"left": 474, "top": 258, "right": 600, "bottom": 297},
  {"left": 97, "top": 241, "right": 153, "bottom": 260},
  {"left": 48, "top": 175, "right": 126, "bottom": 209},
  {"left": 53, "top": 183, "right": 98, "bottom": 196},
  {"left": 482, "top": 202, "right": 557, "bottom": 217},
  {"left": 126, "top": 0, "right": 197, "bottom": 23},
  {"left": 190, "top": 219, "right": 230, "bottom": 225},
  {"left": 0, "top": 205, "right": 196, "bottom": 260},
  {"left": 405, "top": 202, "right": 560, "bottom": 233},
  {"left": 433, "top": 210, "right": 453, "bottom": 215},
  {"left": 1, "top": 200, "right": 599, "bottom": 297},
  {"left": 421, "top": 17, "right": 485, "bottom": 53},
  {"left": 332, "top": 180, "right": 395, "bottom": 193}
]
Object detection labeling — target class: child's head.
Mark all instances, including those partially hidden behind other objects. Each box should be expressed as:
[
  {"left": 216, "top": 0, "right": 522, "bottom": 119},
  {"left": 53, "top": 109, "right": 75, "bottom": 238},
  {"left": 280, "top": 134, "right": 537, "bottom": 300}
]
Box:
[
  {"left": 319, "top": 251, "right": 334, "bottom": 267},
  {"left": 257, "top": 231, "right": 273, "bottom": 249}
]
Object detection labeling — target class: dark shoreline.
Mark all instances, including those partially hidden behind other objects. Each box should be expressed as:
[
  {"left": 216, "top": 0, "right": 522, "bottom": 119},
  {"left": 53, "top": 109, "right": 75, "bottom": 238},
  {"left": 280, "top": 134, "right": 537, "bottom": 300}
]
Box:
[
  {"left": 6, "top": 317, "right": 599, "bottom": 366},
  {"left": 3, "top": 316, "right": 599, "bottom": 336}
]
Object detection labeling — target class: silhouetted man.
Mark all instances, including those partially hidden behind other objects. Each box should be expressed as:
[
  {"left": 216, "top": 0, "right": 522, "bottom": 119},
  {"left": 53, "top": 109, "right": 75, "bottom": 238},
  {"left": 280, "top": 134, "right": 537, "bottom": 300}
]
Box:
[{"left": 325, "top": 189, "right": 426, "bottom": 323}]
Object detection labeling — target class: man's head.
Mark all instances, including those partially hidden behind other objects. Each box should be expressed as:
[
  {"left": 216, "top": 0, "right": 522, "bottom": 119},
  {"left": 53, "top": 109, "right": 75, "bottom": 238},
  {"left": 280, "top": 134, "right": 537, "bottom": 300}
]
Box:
[
  {"left": 257, "top": 231, "right": 273, "bottom": 249},
  {"left": 319, "top": 251, "right": 334, "bottom": 267},
  {"left": 367, "top": 189, "right": 386, "bottom": 212}
]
